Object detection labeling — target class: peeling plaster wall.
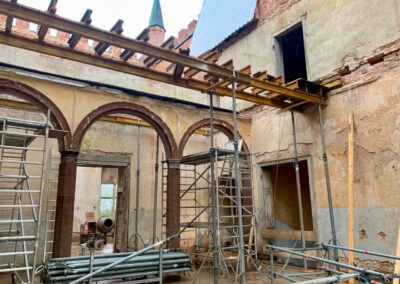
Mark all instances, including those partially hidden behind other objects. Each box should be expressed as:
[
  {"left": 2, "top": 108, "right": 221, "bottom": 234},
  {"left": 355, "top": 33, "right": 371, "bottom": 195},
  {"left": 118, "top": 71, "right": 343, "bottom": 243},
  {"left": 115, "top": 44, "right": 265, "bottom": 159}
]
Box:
[
  {"left": 209, "top": 0, "right": 400, "bottom": 267},
  {"left": 250, "top": 72, "right": 400, "bottom": 267}
]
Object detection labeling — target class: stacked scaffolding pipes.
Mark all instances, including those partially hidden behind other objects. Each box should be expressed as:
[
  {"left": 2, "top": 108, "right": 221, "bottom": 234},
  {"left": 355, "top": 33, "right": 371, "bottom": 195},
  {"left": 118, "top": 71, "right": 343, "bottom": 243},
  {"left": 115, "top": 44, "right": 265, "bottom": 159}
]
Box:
[{"left": 42, "top": 249, "right": 191, "bottom": 283}]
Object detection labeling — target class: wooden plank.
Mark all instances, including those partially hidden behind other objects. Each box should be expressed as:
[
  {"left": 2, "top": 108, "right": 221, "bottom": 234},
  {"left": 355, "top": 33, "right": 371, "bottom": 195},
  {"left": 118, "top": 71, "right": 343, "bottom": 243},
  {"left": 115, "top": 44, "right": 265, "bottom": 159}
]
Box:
[
  {"left": 348, "top": 112, "right": 355, "bottom": 283},
  {"left": 262, "top": 229, "right": 315, "bottom": 241},
  {"left": 246, "top": 217, "right": 255, "bottom": 263},
  {"left": 394, "top": 226, "right": 400, "bottom": 284}
]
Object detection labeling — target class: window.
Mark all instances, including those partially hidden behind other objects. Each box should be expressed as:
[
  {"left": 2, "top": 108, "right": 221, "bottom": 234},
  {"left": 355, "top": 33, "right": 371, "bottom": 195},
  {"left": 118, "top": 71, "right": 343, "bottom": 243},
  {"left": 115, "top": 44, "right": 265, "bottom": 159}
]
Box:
[
  {"left": 12, "top": 18, "right": 16, "bottom": 26},
  {"left": 99, "top": 184, "right": 117, "bottom": 219},
  {"left": 49, "top": 28, "right": 57, "bottom": 37},
  {"left": 276, "top": 24, "right": 307, "bottom": 83},
  {"left": 29, "top": 22, "right": 38, "bottom": 32}
]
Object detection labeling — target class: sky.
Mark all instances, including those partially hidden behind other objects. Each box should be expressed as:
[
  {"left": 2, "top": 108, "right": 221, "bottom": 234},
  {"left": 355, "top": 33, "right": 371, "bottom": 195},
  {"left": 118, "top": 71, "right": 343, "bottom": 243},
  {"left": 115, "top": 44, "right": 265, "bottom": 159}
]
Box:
[{"left": 18, "top": 0, "right": 204, "bottom": 38}]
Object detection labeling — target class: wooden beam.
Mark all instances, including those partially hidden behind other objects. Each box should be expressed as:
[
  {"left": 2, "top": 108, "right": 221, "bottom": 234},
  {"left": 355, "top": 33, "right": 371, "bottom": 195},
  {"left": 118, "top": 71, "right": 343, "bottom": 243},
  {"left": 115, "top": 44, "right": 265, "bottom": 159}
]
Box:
[
  {"left": 37, "top": 0, "right": 58, "bottom": 40},
  {"left": 95, "top": 19, "right": 123, "bottom": 55},
  {"left": 0, "top": 32, "right": 288, "bottom": 108},
  {"left": 348, "top": 112, "right": 355, "bottom": 283},
  {"left": 173, "top": 48, "right": 190, "bottom": 81},
  {"left": 120, "top": 28, "right": 149, "bottom": 61},
  {"left": 5, "top": 0, "right": 17, "bottom": 34},
  {"left": 0, "top": 0, "right": 325, "bottom": 105},
  {"left": 262, "top": 229, "right": 316, "bottom": 241},
  {"left": 67, "top": 9, "right": 92, "bottom": 49}
]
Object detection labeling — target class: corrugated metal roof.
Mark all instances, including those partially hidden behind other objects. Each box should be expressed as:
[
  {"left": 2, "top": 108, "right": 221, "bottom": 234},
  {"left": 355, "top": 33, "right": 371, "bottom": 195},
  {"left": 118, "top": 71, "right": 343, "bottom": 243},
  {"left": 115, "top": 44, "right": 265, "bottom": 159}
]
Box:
[{"left": 190, "top": 0, "right": 258, "bottom": 56}]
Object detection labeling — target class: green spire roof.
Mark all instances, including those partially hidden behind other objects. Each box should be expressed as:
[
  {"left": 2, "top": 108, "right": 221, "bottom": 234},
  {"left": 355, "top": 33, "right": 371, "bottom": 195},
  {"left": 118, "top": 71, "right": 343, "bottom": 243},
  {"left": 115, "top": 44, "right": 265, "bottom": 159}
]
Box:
[{"left": 149, "top": 0, "right": 165, "bottom": 30}]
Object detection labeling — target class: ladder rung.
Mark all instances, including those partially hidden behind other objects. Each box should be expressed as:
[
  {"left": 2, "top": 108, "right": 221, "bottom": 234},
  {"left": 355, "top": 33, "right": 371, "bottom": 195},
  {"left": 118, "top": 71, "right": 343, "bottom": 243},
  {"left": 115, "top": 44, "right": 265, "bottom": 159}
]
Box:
[
  {"left": 0, "top": 205, "right": 38, "bottom": 208},
  {"left": 0, "top": 189, "right": 40, "bottom": 193},
  {"left": 0, "top": 266, "right": 33, "bottom": 273},
  {"left": 0, "top": 175, "right": 42, "bottom": 179},
  {"left": 0, "top": 251, "right": 34, "bottom": 257},
  {"left": 0, "top": 145, "right": 44, "bottom": 152},
  {"left": 0, "top": 130, "right": 45, "bottom": 138},
  {"left": 0, "top": 159, "right": 42, "bottom": 165},
  {"left": 0, "top": 235, "right": 36, "bottom": 241},
  {"left": 0, "top": 220, "right": 36, "bottom": 224}
]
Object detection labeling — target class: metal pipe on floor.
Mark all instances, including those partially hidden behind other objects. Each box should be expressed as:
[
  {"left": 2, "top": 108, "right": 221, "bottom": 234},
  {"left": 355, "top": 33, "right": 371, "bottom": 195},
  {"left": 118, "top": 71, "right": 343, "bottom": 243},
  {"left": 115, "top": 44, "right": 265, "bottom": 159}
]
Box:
[
  {"left": 231, "top": 71, "right": 247, "bottom": 284},
  {"left": 134, "top": 126, "right": 141, "bottom": 250},
  {"left": 296, "top": 273, "right": 360, "bottom": 284},
  {"left": 317, "top": 104, "right": 338, "bottom": 262},
  {"left": 290, "top": 111, "right": 307, "bottom": 270},
  {"left": 152, "top": 134, "right": 160, "bottom": 244},
  {"left": 69, "top": 234, "right": 179, "bottom": 284},
  {"left": 267, "top": 245, "right": 386, "bottom": 280}
]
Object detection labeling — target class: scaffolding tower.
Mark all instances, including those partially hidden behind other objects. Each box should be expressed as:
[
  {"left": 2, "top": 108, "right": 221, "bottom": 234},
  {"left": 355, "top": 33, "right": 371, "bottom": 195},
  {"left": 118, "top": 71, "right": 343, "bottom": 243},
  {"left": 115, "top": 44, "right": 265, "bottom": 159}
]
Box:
[
  {"left": 0, "top": 113, "right": 50, "bottom": 283},
  {"left": 163, "top": 148, "right": 258, "bottom": 281}
]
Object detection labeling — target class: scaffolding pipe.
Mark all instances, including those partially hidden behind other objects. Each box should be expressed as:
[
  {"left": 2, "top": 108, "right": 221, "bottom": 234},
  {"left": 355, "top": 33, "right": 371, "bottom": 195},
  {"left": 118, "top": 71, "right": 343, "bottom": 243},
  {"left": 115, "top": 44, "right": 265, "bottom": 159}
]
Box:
[
  {"left": 317, "top": 104, "right": 338, "bottom": 262},
  {"left": 290, "top": 111, "right": 307, "bottom": 270},
  {"left": 152, "top": 134, "right": 160, "bottom": 244},
  {"left": 69, "top": 234, "right": 178, "bottom": 284},
  {"left": 134, "top": 126, "right": 141, "bottom": 250},
  {"left": 232, "top": 71, "right": 247, "bottom": 284},
  {"left": 320, "top": 243, "right": 400, "bottom": 260},
  {"left": 208, "top": 91, "right": 219, "bottom": 284},
  {"left": 267, "top": 245, "right": 387, "bottom": 280},
  {"left": 296, "top": 273, "right": 360, "bottom": 284}
]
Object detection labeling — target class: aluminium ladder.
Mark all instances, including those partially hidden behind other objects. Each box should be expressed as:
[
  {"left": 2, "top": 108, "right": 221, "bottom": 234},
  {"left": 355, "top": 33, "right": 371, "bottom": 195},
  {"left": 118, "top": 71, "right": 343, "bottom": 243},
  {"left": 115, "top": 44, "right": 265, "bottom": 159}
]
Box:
[{"left": 0, "top": 113, "right": 50, "bottom": 283}]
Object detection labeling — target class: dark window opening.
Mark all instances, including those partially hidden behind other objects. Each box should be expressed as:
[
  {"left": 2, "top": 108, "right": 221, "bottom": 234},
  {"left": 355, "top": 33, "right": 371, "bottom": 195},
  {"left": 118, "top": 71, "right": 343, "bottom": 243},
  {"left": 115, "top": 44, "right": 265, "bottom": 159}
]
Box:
[{"left": 277, "top": 25, "right": 308, "bottom": 83}]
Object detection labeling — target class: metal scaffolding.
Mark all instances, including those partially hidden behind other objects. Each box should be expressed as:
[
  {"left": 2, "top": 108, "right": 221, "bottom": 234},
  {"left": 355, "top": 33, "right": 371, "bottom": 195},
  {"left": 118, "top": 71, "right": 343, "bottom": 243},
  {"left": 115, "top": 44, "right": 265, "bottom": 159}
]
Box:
[
  {"left": 172, "top": 148, "right": 258, "bottom": 282},
  {"left": 0, "top": 112, "right": 50, "bottom": 283}
]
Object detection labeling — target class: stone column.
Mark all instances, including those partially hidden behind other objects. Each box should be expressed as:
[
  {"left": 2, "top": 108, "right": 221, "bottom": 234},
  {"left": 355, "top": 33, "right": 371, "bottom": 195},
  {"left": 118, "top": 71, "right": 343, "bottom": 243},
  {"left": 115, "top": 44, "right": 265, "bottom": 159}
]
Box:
[
  {"left": 166, "top": 159, "right": 180, "bottom": 248},
  {"left": 52, "top": 151, "right": 79, "bottom": 257}
]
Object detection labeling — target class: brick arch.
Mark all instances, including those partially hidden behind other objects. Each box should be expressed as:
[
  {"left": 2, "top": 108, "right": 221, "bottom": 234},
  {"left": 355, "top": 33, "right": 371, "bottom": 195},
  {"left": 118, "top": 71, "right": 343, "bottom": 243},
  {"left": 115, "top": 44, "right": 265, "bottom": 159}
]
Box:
[
  {"left": 178, "top": 118, "right": 249, "bottom": 158},
  {"left": 71, "top": 102, "right": 178, "bottom": 159},
  {"left": 0, "top": 78, "right": 71, "bottom": 151}
]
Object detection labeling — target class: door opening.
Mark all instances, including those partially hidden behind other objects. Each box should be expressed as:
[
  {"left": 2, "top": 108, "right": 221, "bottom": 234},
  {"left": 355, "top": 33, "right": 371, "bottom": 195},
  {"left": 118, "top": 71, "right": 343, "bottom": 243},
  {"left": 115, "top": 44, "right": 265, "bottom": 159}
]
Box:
[{"left": 276, "top": 24, "right": 308, "bottom": 83}]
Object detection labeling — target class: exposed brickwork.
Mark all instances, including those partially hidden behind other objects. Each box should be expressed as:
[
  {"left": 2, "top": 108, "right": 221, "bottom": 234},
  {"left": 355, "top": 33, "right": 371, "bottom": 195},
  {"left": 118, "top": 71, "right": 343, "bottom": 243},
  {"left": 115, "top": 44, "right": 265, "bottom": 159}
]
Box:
[
  {"left": 256, "top": 0, "right": 302, "bottom": 22},
  {"left": 0, "top": 18, "right": 196, "bottom": 68}
]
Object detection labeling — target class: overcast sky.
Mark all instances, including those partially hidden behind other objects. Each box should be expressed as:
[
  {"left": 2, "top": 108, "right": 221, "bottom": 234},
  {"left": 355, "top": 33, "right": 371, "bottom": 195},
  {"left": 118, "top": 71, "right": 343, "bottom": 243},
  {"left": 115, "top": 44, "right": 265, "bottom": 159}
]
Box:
[{"left": 18, "top": 0, "right": 204, "bottom": 38}]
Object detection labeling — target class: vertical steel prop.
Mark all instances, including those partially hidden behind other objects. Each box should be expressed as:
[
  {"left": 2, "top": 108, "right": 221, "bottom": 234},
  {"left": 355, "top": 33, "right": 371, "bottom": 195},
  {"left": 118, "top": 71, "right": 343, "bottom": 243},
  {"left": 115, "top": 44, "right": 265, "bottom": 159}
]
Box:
[
  {"left": 231, "top": 71, "right": 247, "bottom": 284},
  {"left": 208, "top": 91, "right": 219, "bottom": 284},
  {"left": 318, "top": 105, "right": 339, "bottom": 262},
  {"left": 290, "top": 111, "right": 307, "bottom": 270},
  {"left": 134, "top": 126, "right": 141, "bottom": 250}
]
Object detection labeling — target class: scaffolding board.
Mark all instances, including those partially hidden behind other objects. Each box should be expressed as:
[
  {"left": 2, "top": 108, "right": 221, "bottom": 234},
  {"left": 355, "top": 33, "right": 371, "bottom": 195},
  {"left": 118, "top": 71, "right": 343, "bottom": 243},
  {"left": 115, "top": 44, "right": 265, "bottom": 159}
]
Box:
[{"left": 0, "top": 114, "right": 51, "bottom": 284}]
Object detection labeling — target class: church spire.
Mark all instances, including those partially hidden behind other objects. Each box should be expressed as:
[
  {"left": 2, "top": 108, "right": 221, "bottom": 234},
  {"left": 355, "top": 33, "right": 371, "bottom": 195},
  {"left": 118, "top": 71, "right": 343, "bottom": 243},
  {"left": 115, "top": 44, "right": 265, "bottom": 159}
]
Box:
[{"left": 149, "top": 0, "right": 165, "bottom": 31}]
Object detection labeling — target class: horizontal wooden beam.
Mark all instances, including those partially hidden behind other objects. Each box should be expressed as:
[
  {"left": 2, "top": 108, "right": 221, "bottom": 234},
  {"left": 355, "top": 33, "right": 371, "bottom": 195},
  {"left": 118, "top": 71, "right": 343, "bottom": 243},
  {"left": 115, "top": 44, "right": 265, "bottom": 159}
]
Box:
[
  {"left": 0, "top": 0, "right": 326, "bottom": 105},
  {"left": 0, "top": 32, "right": 288, "bottom": 108}
]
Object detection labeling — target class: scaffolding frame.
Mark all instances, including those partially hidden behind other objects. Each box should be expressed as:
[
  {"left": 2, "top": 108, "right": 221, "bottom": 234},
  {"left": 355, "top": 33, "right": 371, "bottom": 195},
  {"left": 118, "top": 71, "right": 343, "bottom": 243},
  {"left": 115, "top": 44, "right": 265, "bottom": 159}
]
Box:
[
  {"left": 178, "top": 149, "right": 258, "bottom": 282},
  {"left": 267, "top": 243, "right": 400, "bottom": 283},
  {"left": 0, "top": 112, "right": 50, "bottom": 283}
]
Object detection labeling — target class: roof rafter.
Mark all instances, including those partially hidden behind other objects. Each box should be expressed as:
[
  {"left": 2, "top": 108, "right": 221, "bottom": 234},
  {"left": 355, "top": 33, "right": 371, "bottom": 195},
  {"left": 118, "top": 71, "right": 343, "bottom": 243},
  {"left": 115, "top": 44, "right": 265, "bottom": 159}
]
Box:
[{"left": 0, "top": 0, "right": 327, "bottom": 109}]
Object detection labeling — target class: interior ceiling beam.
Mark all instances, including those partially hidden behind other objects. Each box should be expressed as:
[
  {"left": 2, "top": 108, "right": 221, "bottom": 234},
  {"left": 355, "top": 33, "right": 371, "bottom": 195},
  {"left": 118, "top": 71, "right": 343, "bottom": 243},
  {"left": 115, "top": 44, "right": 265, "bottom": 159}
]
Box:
[
  {"left": 0, "top": 0, "right": 326, "bottom": 106},
  {"left": 0, "top": 32, "right": 288, "bottom": 108}
]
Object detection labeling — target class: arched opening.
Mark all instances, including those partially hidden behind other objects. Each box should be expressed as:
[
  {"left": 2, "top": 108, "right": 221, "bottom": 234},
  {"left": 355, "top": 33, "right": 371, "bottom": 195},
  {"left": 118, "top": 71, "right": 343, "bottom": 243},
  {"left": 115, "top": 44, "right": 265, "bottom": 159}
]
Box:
[
  {"left": 0, "top": 79, "right": 71, "bottom": 281},
  {"left": 177, "top": 118, "right": 255, "bottom": 267},
  {"left": 70, "top": 102, "right": 179, "bottom": 255}
]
